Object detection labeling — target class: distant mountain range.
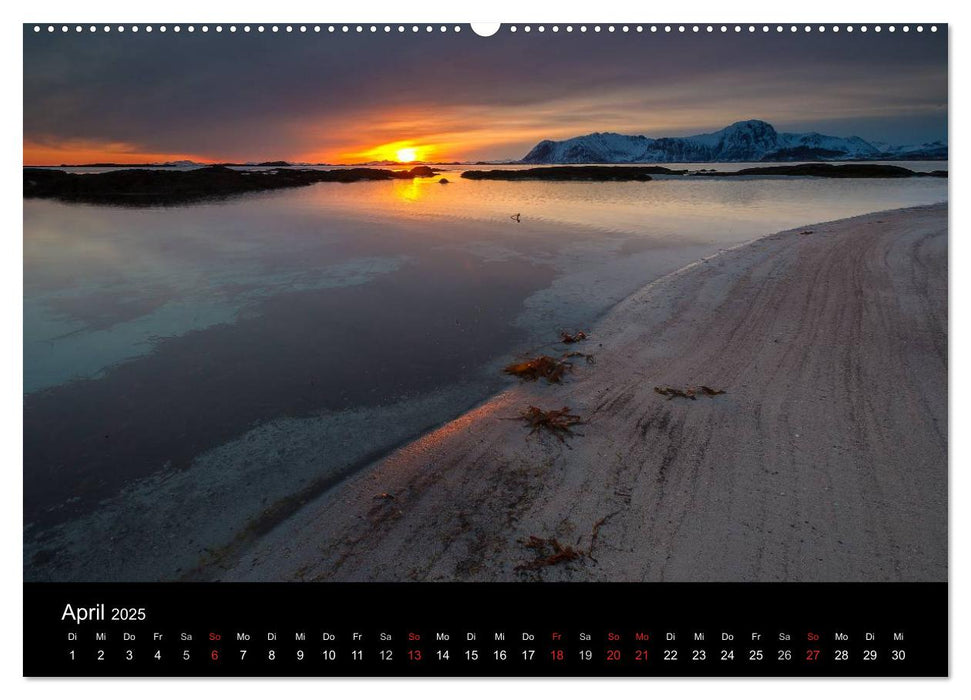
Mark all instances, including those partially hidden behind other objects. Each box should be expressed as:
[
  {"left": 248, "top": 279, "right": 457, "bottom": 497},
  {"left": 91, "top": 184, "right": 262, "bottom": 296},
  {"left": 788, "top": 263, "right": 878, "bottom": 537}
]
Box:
[{"left": 521, "top": 120, "right": 947, "bottom": 164}]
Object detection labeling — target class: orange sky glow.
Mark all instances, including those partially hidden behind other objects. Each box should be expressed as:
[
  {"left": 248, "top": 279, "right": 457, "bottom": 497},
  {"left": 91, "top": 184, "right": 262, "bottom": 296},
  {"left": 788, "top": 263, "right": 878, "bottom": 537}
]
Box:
[
  {"left": 23, "top": 138, "right": 217, "bottom": 167},
  {"left": 24, "top": 83, "right": 947, "bottom": 167}
]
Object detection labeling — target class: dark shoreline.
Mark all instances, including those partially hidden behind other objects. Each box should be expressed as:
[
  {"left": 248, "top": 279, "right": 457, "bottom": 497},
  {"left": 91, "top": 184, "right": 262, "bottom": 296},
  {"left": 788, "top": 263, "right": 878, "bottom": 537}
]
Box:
[
  {"left": 699, "top": 163, "right": 948, "bottom": 178},
  {"left": 462, "top": 165, "right": 674, "bottom": 181},
  {"left": 463, "top": 163, "right": 947, "bottom": 181},
  {"left": 23, "top": 164, "right": 437, "bottom": 205},
  {"left": 23, "top": 162, "right": 947, "bottom": 207}
]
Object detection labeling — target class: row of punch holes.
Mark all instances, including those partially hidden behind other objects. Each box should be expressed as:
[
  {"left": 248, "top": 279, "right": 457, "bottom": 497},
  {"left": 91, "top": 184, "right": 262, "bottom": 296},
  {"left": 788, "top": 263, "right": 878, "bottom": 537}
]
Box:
[{"left": 33, "top": 24, "right": 939, "bottom": 35}]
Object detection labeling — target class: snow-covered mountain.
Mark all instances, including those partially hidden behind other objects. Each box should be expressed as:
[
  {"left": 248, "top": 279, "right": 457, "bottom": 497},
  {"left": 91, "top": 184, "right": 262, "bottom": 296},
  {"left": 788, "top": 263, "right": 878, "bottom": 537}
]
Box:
[
  {"left": 522, "top": 120, "right": 943, "bottom": 164},
  {"left": 870, "top": 140, "right": 949, "bottom": 160}
]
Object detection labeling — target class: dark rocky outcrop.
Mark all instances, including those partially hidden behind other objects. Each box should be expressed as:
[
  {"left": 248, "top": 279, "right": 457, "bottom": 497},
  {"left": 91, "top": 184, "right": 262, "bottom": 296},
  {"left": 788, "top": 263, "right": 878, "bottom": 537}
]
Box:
[
  {"left": 23, "top": 165, "right": 438, "bottom": 205},
  {"left": 461, "top": 166, "right": 679, "bottom": 182},
  {"left": 695, "top": 163, "right": 947, "bottom": 178},
  {"left": 758, "top": 146, "right": 845, "bottom": 162}
]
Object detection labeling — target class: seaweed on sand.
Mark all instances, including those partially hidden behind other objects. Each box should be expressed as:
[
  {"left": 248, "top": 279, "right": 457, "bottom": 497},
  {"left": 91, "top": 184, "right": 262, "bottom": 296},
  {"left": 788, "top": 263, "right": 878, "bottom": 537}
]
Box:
[
  {"left": 559, "top": 330, "right": 588, "bottom": 344},
  {"left": 516, "top": 406, "right": 583, "bottom": 442},
  {"left": 562, "top": 351, "right": 595, "bottom": 365},
  {"left": 504, "top": 356, "right": 573, "bottom": 383},
  {"left": 504, "top": 352, "right": 595, "bottom": 384},
  {"left": 516, "top": 511, "right": 621, "bottom": 571},
  {"left": 514, "top": 536, "right": 583, "bottom": 571},
  {"left": 654, "top": 385, "right": 727, "bottom": 400}
]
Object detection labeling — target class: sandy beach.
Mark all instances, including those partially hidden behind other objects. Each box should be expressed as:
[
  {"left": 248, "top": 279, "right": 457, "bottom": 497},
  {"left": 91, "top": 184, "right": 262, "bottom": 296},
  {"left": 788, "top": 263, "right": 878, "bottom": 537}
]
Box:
[{"left": 211, "top": 203, "right": 946, "bottom": 583}]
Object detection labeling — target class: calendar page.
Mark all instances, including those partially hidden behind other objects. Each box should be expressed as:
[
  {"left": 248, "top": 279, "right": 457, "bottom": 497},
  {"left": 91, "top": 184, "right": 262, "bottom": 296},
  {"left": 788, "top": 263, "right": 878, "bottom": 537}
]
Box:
[{"left": 22, "top": 19, "right": 948, "bottom": 677}]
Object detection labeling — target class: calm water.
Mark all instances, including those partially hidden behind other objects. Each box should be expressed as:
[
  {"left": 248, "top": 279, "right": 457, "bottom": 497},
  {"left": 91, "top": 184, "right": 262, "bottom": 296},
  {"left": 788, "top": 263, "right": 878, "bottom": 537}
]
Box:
[{"left": 23, "top": 167, "right": 948, "bottom": 579}]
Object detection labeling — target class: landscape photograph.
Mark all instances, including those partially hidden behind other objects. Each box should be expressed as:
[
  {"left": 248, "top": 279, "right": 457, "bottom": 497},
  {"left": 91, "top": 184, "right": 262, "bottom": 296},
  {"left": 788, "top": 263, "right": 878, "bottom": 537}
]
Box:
[{"left": 23, "top": 24, "right": 947, "bottom": 583}]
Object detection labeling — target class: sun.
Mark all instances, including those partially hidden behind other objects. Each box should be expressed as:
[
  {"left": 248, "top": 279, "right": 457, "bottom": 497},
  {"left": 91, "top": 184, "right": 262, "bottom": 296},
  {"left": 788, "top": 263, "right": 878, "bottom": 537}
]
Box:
[{"left": 396, "top": 147, "right": 418, "bottom": 163}]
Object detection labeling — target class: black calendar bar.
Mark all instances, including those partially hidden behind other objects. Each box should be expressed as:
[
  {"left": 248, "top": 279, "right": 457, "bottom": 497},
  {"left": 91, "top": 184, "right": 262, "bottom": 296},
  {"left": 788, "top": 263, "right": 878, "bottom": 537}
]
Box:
[{"left": 24, "top": 582, "right": 947, "bottom": 677}]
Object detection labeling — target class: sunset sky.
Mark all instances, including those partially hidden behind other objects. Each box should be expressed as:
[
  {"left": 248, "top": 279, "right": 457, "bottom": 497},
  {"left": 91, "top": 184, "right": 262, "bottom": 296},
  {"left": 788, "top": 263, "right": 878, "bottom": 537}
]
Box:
[{"left": 23, "top": 26, "right": 947, "bottom": 165}]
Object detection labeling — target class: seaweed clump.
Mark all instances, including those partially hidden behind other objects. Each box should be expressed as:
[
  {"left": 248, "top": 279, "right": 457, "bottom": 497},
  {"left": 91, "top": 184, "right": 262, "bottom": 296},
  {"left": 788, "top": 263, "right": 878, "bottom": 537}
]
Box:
[
  {"left": 515, "top": 536, "right": 582, "bottom": 571},
  {"left": 654, "top": 385, "right": 726, "bottom": 400},
  {"left": 559, "top": 330, "right": 588, "bottom": 344},
  {"left": 516, "top": 405, "right": 583, "bottom": 442},
  {"left": 515, "top": 511, "right": 620, "bottom": 571},
  {"left": 504, "top": 356, "right": 572, "bottom": 384}
]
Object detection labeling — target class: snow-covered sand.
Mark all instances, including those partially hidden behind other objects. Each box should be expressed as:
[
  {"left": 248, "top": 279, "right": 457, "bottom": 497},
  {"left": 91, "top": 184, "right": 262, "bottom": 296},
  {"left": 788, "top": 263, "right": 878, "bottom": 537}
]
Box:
[{"left": 217, "top": 204, "right": 947, "bottom": 583}]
